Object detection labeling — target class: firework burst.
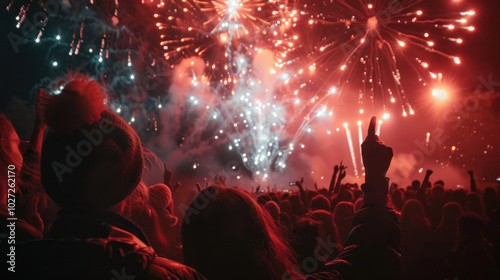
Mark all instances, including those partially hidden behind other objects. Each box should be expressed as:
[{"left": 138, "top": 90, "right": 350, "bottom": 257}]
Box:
[
  {"left": 155, "top": 0, "right": 281, "bottom": 93},
  {"left": 283, "top": 0, "right": 475, "bottom": 117}
]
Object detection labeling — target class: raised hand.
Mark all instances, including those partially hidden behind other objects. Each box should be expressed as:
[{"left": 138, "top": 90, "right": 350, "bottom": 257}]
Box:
[
  {"left": 338, "top": 168, "right": 347, "bottom": 180},
  {"left": 295, "top": 178, "right": 308, "bottom": 211},
  {"left": 361, "top": 116, "right": 393, "bottom": 205},
  {"left": 173, "top": 181, "right": 182, "bottom": 192},
  {"left": 361, "top": 116, "right": 393, "bottom": 181},
  {"left": 339, "top": 161, "right": 347, "bottom": 171},
  {"left": 329, "top": 165, "right": 339, "bottom": 194},
  {"left": 334, "top": 163, "right": 347, "bottom": 194},
  {"left": 295, "top": 179, "right": 304, "bottom": 190},
  {"left": 468, "top": 170, "right": 477, "bottom": 192},
  {"left": 215, "top": 175, "right": 227, "bottom": 187},
  {"left": 163, "top": 163, "right": 173, "bottom": 187}
]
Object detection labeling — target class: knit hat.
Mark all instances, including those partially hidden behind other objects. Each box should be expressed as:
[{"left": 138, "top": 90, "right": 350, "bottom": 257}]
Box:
[
  {"left": 40, "top": 75, "right": 143, "bottom": 210},
  {"left": 148, "top": 183, "right": 173, "bottom": 213}
]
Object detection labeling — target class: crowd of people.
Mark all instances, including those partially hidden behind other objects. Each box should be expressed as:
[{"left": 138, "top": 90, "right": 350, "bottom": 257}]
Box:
[{"left": 1, "top": 76, "right": 498, "bottom": 279}]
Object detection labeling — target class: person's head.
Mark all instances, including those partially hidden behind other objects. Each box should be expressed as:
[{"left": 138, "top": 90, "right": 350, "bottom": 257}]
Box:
[
  {"left": 290, "top": 217, "right": 321, "bottom": 273},
  {"left": 401, "top": 199, "right": 425, "bottom": 217},
  {"left": 404, "top": 189, "right": 416, "bottom": 201},
  {"left": 400, "top": 199, "right": 428, "bottom": 229},
  {"left": 337, "top": 188, "right": 354, "bottom": 203},
  {"left": 307, "top": 190, "right": 320, "bottom": 203},
  {"left": 482, "top": 187, "right": 498, "bottom": 217},
  {"left": 390, "top": 188, "right": 404, "bottom": 211},
  {"left": 309, "top": 210, "right": 341, "bottom": 247},
  {"left": 466, "top": 192, "right": 484, "bottom": 217},
  {"left": 182, "top": 186, "right": 299, "bottom": 280},
  {"left": 264, "top": 200, "right": 280, "bottom": 222},
  {"left": 289, "top": 194, "right": 304, "bottom": 217},
  {"left": 268, "top": 192, "right": 280, "bottom": 204},
  {"left": 432, "top": 185, "right": 445, "bottom": 201},
  {"left": 452, "top": 188, "right": 467, "bottom": 208},
  {"left": 352, "top": 189, "right": 363, "bottom": 201},
  {"left": 439, "top": 202, "right": 463, "bottom": 228},
  {"left": 458, "top": 213, "right": 485, "bottom": 237},
  {"left": 333, "top": 201, "right": 354, "bottom": 223},
  {"left": 148, "top": 183, "right": 174, "bottom": 215},
  {"left": 434, "top": 180, "right": 445, "bottom": 188},
  {"left": 257, "top": 193, "right": 271, "bottom": 205},
  {"left": 333, "top": 201, "right": 354, "bottom": 243},
  {"left": 311, "top": 194, "right": 330, "bottom": 212},
  {"left": 354, "top": 197, "right": 364, "bottom": 211},
  {"left": 411, "top": 180, "right": 420, "bottom": 191},
  {"left": 280, "top": 192, "right": 290, "bottom": 200},
  {"left": 40, "top": 75, "right": 143, "bottom": 211},
  {"left": 279, "top": 199, "right": 292, "bottom": 217}
]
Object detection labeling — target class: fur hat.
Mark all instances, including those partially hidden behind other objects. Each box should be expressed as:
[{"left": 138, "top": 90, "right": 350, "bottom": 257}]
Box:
[{"left": 40, "top": 75, "right": 143, "bottom": 210}]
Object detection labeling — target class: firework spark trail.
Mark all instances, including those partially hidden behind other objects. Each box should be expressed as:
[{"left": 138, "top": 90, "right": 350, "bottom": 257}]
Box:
[
  {"left": 357, "top": 120, "right": 364, "bottom": 172},
  {"left": 344, "top": 123, "right": 359, "bottom": 177}
]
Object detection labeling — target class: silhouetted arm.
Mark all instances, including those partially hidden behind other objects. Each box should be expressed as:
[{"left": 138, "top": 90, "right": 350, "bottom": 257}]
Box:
[
  {"left": 361, "top": 116, "right": 393, "bottom": 206},
  {"left": 468, "top": 170, "right": 478, "bottom": 193},
  {"left": 328, "top": 165, "right": 339, "bottom": 195},
  {"left": 295, "top": 178, "right": 308, "bottom": 212},
  {"left": 313, "top": 117, "right": 400, "bottom": 280},
  {"left": 334, "top": 164, "right": 347, "bottom": 194},
  {"left": 417, "top": 169, "right": 432, "bottom": 205}
]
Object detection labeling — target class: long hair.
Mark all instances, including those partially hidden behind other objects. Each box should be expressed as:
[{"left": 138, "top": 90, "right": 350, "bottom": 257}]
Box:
[
  {"left": 309, "top": 210, "right": 342, "bottom": 253},
  {"left": 400, "top": 199, "right": 429, "bottom": 230},
  {"left": 438, "top": 202, "right": 463, "bottom": 228},
  {"left": 111, "top": 181, "right": 149, "bottom": 220},
  {"left": 333, "top": 201, "right": 354, "bottom": 245},
  {"left": 182, "top": 186, "right": 302, "bottom": 280}
]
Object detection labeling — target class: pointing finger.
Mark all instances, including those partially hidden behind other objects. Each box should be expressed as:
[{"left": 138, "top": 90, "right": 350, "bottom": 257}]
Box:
[{"left": 367, "top": 116, "right": 376, "bottom": 139}]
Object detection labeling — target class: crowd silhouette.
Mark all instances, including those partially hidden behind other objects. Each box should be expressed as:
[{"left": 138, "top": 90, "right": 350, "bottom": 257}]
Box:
[{"left": 1, "top": 77, "right": 498, "bottom": 279}]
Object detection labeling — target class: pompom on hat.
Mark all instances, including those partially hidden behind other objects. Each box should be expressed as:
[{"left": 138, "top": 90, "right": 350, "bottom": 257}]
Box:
[
  {"left": 148, "top": 183, "right": 173, "bottom": 212},
  {"left": 40, "top": 75, "right": 143, "bottom": 210}
]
